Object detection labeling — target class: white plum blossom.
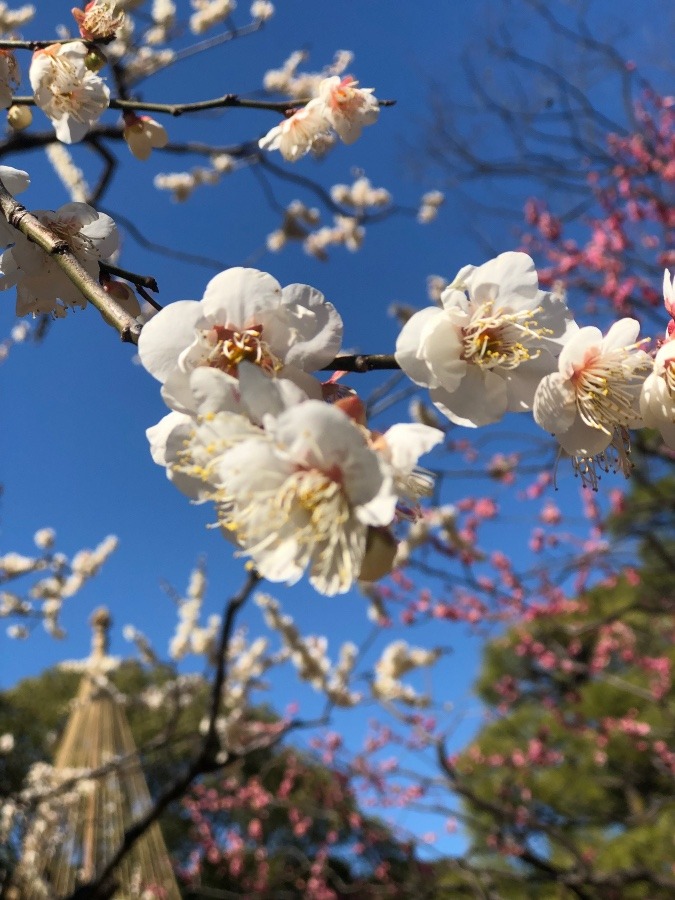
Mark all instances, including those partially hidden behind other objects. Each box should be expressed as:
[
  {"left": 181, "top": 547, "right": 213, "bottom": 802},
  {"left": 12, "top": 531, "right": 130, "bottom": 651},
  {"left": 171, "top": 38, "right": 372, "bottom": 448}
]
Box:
[
  {"left": 372, "top": 640, "right": 442, "bottom": 707},
  {"left": 0, "top": 202, "right": 119, "bottom": 317},
  {"left": 258, "top": 100, "right": 331, "bottom": 162},
  {"left": 259, "top": 74, "right": 379, "bottom": 161},
  {"left": 316, "top": 75, "right": 379, "bottom": 144},
  {"left": 250, "top": 0, "right": 273, "bottom": 20},
  {"left": 72, "top": 1, "right": 125, "bottom": 41},
  {"left": 146, "top": 362, "right": 307, "bottom": 500},
  {"left": 640, "top": 340, "right": 675, "bottom": 449},
  {"left": 372, "top": 422, "right": 443, "bottom": 506},
  {"left": 29, "top": 42, "right": 110, "bottom": 143},
  {"left": 123, "top": 112, "right": 168, "bottom": 160},
  {"left": 33, "top": 528, "right": 56, "bottom": 550},
  {"left": 534, "top": 319, "right": 652, "bottom": 472},
  {"left": 189, "top": 0, "right": 236, "bottom": 34},
  {"left": 138, "top": 267, "right": 343, "bottom": 412},
  {"left": 396, "top": 251, "right": 576, "bottom": 427},
  {"left": 215, "top": 401, "right": 400, "bottom": 594}
]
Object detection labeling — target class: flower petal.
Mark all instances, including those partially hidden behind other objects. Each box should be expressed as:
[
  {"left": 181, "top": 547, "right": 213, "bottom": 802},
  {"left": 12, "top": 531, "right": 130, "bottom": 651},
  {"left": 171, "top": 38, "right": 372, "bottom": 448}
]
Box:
[
  {"left": 138, "top": 300, "right": 201, "bottom": 383},
  {"left": 395, "top": 307, "right": 443, "bottom": 386},
  {"left": 201, "top": 267, "right": 282, "bottom": 326},
  {"left": 533, "top": 372, "right": 577, "bottom": 434},
  {"left": 280, "top": 283, "right": 343, "bottom": 369},
  {"left": 430, "top": 367, "right": 507, "bottom": 427}
]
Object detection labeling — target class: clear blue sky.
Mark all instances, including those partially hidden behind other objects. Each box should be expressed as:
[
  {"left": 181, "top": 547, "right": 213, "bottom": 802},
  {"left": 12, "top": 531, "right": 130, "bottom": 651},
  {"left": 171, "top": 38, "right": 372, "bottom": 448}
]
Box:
[{"left": 1, "top": 0, "right": 670, "bottom": 853}]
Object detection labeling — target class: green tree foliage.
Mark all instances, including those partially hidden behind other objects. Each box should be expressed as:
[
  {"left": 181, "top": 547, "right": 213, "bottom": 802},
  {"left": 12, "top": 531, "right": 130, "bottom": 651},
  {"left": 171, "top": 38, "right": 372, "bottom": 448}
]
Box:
[
  {"left": 0, "top": 660, "right": 206, "bottom": 890},
  {"left": 0, "top": 662, "right": 436, "bottom": 898},
  {"left": 450, "top": 468, "right": 675, "bottom": 898}
]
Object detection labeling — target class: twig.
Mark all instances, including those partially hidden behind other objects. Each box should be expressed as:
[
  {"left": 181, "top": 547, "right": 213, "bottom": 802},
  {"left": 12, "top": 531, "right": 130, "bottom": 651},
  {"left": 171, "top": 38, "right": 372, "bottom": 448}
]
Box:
[
  {"left": 0, "top": 38, "right": 114, "bottom": 50},
  {"left": 10, "top": 93, "right": 397, "bottom": 118},
  {"left": 99, "top": 261, "right": 159, "bottom": 294},
  {"left": 321, "top": 353, "right": 400, "bottom": 373}
]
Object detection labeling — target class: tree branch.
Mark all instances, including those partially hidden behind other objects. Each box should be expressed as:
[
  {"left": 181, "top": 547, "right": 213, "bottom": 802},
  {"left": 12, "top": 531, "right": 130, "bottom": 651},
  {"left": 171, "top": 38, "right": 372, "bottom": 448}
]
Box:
[{"left": 0, "top": 177, "right": 141, "bottom": 344}]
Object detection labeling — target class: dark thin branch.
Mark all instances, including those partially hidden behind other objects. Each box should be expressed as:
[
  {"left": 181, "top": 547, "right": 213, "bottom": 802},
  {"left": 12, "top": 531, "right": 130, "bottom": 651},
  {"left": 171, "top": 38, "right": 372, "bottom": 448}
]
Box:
[
  {"left": 99, "top": 261, "right": 159, "bottom": 294},
  {"left": 10, "top": 93, "right": 397, "bottom": 117},
  {"left": 321, "top": 354, "right": 400, "bottom": 373}
]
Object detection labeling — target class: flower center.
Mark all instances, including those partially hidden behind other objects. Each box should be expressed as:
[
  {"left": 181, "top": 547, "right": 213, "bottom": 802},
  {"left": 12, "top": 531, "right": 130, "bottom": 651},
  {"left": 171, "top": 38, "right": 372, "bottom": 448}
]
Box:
[
  {"left": 203, "top": 324, "right": 282, "bottom": 377},
  {"left": 570, "top": 344, "right": 650, "bottom": 434},
  {"left": 462, "top": 303, "right": 549, "bottom": 370},
  {"left": 280, "top": 469, "right": 347, "bottom": 525}
]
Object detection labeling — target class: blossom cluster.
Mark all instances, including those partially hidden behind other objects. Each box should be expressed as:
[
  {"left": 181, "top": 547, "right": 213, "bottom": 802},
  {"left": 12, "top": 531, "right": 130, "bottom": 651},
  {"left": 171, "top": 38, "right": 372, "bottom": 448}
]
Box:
[
  {"left": 139, "top": 266, "right": 442, "bottom": 595},
  {"left": 0, "top": 165, "right": 120, "bottom": 317},
  {"left": 1, "top": 529, "right": 118, "bottom": 640},
  {"left": 396, "top": 251, "right": 675, "bottom": 487},
  {"left": 256, "top": 593, "right": 361, "bottom": 706},
  {"left": 259, "top": 74, "right": 380, "bottom": 162}
]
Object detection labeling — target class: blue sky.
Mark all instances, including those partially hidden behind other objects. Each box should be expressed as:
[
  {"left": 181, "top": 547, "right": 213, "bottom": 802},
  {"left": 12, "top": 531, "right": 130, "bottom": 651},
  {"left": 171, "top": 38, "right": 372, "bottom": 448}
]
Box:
[{"left": 1, "top": 0, "right": 671, "bottom": 854}]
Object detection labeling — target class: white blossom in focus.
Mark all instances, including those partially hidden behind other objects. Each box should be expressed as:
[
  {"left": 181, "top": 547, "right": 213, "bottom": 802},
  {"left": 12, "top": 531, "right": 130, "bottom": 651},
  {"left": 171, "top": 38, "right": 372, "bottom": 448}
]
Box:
[
  {"left": 146, "top": 362, "right": 308, "bottom": 498},
  {"left": 316, "top": 75, "right": 379, "bottom": 144},
  {"left": 0, "top": 202, "right": 119, "bottom": 317},
  {"left": 123, "top": 112, "right": 168, "bottom": 160},
  {"left": 138, "top": 267, "right": 343, "bottom": 412},
  {"left": 396, "top": 252, "right": 577, "bottom": 427},
  {"left": 29, "top": 42, "right": 110, "bottom": 143},
  {"left": 640, "top": 340, "right": 675, "bottom": 449},
  {"left": 216, "top": 402, "right": 398, "bottom": 594},
  {"left": 534, "top": 319, "right": 652, "bottom": 462}
]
